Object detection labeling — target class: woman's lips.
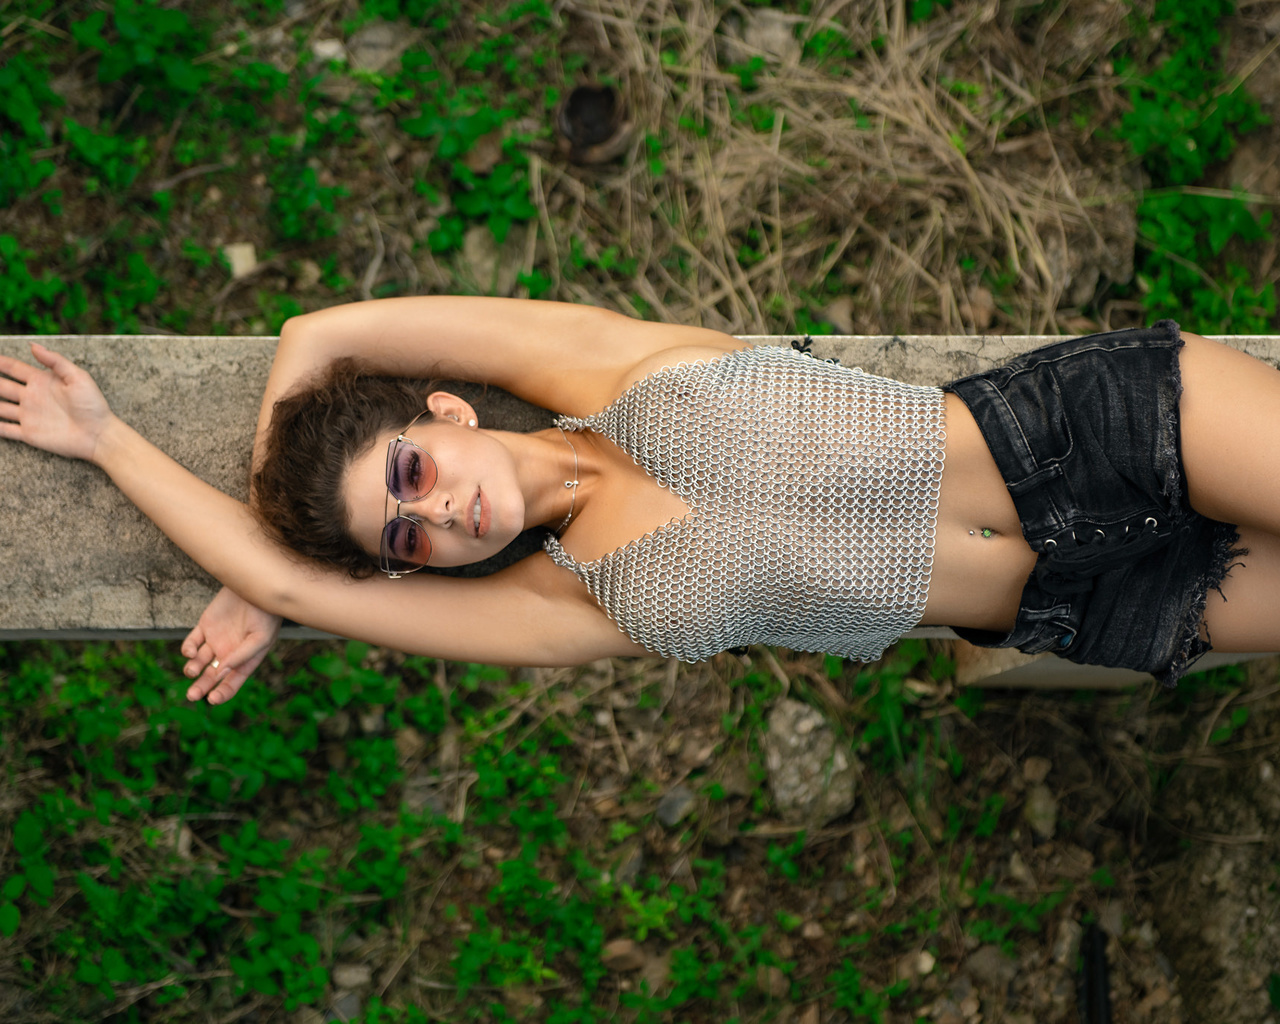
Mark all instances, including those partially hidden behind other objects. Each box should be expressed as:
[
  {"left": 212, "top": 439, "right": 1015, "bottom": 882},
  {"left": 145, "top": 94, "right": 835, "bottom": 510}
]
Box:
[{"left": 473, "top": 488, "right": 490, "bottom": 538}]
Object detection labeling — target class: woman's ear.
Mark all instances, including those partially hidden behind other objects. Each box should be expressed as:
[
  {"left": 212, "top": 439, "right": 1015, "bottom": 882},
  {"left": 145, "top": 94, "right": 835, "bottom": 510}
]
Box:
[{"left": 425, "top": 391, "right": 479, "bottom": 427}]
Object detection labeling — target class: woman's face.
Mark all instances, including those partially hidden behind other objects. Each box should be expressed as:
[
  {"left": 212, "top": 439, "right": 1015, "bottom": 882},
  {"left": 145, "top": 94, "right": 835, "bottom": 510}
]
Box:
[{"left": 342, "top": 415, "right": 526, "bottom": 570}]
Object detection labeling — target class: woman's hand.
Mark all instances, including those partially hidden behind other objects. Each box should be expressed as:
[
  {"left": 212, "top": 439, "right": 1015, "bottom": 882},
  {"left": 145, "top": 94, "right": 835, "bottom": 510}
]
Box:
[
  {"left": 0, "top": 343, "right": 117, "bottom": 463},
  {"left": 181, "top": 586, "right": 283, "bottom": 705}
]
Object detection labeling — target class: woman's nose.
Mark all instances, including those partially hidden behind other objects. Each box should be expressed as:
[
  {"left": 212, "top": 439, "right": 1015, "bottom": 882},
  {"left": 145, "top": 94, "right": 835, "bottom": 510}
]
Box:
[{"left": 404, "top": 489, "right": 453, "bottom": 526}]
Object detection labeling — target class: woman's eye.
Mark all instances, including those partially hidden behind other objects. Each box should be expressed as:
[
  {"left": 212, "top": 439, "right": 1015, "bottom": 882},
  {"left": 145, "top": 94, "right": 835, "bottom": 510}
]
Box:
[{"left": 406, "top": 451, "right": 422, "bottom": 491}]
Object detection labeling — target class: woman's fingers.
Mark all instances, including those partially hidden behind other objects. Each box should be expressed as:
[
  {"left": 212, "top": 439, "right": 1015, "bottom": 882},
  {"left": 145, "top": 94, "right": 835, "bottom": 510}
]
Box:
[
  {"left": 184, "top": 632, "right": 265, "bottom": 704},
  {"left": 207, "top": 669, "right": 249, "bottom": 706},
  {"left": 29, "top": 342, "right": 78, "bottom": 382},
  {"left": 181, "top": 624, "right": 206, "bottom": 661},
  {"left": 0, "top": 354, "right": 34, "bottom": 383}
]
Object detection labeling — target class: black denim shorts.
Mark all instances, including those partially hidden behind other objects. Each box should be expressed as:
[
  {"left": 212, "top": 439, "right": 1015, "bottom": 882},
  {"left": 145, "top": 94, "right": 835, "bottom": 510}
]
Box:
[{"left": 944, "top": 321, "right": 1244, "bottom": 687}]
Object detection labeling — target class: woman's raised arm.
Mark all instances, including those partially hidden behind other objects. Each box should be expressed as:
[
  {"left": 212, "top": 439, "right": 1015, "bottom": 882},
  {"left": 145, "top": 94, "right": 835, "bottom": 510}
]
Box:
[
  {"left": 0, "top": 345, "right": 642, "bottom": 687},
  {"left": 262, "top": 297, "right": 739, "bottom": 435}
]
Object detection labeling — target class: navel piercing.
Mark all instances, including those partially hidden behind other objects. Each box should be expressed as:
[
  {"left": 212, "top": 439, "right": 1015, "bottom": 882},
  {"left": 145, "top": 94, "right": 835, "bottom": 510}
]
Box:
[{"left": 969, "top": 528, "right": 994, "bottom": 538}]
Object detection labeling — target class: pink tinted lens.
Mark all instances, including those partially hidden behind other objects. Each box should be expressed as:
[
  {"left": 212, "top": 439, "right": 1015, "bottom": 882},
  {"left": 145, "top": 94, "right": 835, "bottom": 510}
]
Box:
[
  {"left": 381, "top": 515, "right": 431, "bottom": 571},
  {"left": 386, "top": 438, "right": 438, "bottom": 501}
]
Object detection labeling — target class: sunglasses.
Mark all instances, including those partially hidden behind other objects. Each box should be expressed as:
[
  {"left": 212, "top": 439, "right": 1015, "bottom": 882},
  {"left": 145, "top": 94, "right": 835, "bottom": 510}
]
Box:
[{"left": 380, "top": 410, "right": 439, "bottom": 578}]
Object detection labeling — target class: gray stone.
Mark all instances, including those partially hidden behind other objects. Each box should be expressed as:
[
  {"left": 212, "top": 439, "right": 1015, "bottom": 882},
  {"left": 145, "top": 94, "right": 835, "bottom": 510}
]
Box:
[
  {"left": 331, "top": 963, "right": 372, "bottom": 989},
  {"left": 327, "top": 990, "right": 361, "bottom": 1023},
  {"left": 1023, "top": 784, "right": 1058, "bottom": 840},
  {"left": 613, "top": 843, "right": 645, "bottom": 888},
  {"left": 601, "top": 937, "right": 645, "bottom": 971},
  {"left": 655, "top": 785, "right": 697, "bottom": 828},
  {"left": 763, "top": 698, "right": 857, "bottom": 824},
  {"left": 965, "top": 945, "right": 1018, "bottom": 990}
]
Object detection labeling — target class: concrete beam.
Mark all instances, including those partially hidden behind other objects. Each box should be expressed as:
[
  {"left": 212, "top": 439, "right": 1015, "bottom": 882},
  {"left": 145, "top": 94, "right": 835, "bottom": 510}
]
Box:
[{"left": 3, "top": 332, "right": 1277, "bottom": 685}]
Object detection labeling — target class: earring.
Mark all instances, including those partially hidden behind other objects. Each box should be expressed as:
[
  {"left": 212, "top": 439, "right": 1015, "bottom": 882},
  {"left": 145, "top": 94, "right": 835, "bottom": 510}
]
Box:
[
  {"left": 468, "top": 418, "right": 477, "bottom": 427},
  {"left": 448, "top": 414, "right": 459, "bottom": 422}
]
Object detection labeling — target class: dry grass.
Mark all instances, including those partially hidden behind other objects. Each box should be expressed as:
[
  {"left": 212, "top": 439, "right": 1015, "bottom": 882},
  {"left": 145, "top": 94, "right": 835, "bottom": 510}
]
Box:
[{"left": 508, "top": 0, "right": 1142, "bottom": 335}]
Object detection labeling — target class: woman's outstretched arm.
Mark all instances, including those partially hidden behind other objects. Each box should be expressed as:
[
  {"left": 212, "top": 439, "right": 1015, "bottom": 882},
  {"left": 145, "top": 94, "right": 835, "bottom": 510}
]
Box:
[{"left": 0, "top": 345, "right": 645, "bottom": 685}]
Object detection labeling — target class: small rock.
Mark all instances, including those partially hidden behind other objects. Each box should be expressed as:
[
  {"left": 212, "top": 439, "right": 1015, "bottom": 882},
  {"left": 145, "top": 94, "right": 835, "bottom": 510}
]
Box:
[
  {"left": 327, "top": 990, "right": 361, "bottom": 1023},
  {"left": 800, "top": 921, "right": 825, "bottom": 941},
  {"left": 394, "top": 726, "right": 426, "bottom": 760},
  {"left": 655, "top": 785, "right": 697, "bottom": 828},
  {"left": 358, "top": 708, "right": 385, "bottom": 734},
  {"left": 1023, "top": 783, "right": 1057, "bottom": 840},
  {"left": 294, "top": 258, "right": 322, "bottom": 291},
  {"left": 1098, "top": 900, "right": 1124, "bottom": 938},
  {"left": 349, "top": 20, "right": 415, "bottom": 73},
  {"left": 312, "top": 38, "right": 346, "bottom": 62},
  {"left": 917, "top": 949, "right": 936, "bottom": 975},
  {"left": 755, "top": 964, "right": 788, "bottom": 998},
  {"left": 331, "top": 963, "right": 372, "bottom": 989},
  {"left": 1008, "top": 850, "right": 1035, "bottom": 885},
  {"left": 602, "top": 938, "right": 645, "bottom": 971},
  {"left": 1022, "top": 756, "right": 1052, "bottom": 783},
  {"left": 614, "top": 849, "right": 645, "bottom": 885},
  {"left": 965, "top": 945, "right": 1017, "bottom": 990},
  {"left": 1260, "top": 760, "right": 1274, "bottom": 784},
  {"left": 222, "top": 242, "right": 257, "bottom": 280},
  {"left": 320, "top": 710, "right": 351, "bottom": 739},
  {"left": 463, "top": 129, "right": 506, "bottom": 175},
  {"left": 929, "top": 999, "right": 966, "bottom": 1024},
  {"left": 741, "top": 8, "right": 803, "bottom": 64},
  {"left": 1052, "top": 918, "right": 1082, "bottom": 966},
  {"left": 764, "top": 699, "right": 858, "bottom": 824}
]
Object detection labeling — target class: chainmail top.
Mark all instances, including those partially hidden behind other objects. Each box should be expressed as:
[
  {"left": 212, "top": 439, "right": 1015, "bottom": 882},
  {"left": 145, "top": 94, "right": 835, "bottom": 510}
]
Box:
[{"left": 544, "top": 345, "right": 947, "bottom": 662}]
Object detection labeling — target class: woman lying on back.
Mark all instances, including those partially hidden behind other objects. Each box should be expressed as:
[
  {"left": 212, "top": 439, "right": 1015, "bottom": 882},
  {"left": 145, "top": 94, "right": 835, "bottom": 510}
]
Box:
[{"left": 2, "top": 297, "right": 1278, "bottom": 705}]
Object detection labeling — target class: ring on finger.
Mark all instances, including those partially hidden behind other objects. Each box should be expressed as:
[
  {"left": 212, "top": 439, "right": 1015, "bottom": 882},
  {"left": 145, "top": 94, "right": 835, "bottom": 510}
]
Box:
[{"left": 211, "top": 658, "right": 220, "bottom": 670}]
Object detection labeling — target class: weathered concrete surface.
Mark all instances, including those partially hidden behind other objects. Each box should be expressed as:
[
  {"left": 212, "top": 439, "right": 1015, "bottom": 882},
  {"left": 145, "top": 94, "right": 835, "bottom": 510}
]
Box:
[
  {"left": 2, "top": 332, "right": 1278, "bottom": 642},
  {"left": 0, "top": 334, "right": 551, "bottom": 638}
]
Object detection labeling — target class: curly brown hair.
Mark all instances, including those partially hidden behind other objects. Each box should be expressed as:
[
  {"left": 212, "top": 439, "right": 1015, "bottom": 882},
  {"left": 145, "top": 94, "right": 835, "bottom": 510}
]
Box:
[{"left": 252, "top": 359, "right": 433, "bottom": 578}]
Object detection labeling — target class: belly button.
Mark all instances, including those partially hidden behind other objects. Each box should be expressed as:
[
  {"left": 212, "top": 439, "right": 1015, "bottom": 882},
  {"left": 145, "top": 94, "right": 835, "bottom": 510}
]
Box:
[{"left": 968, "top": 527, "right": 996, "bottom": 539}]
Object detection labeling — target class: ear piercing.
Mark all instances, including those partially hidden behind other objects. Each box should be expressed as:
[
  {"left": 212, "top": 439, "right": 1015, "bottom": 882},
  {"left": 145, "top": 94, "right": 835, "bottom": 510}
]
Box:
[{"left": 468, "top": 418, "right": 477, "bottom": 427}]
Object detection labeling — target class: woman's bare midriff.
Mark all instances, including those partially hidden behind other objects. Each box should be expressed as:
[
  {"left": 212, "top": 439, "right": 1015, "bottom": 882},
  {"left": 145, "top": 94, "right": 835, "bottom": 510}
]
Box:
[{"left": 922, "top": 393, "right": 1039, "bottom": 632}]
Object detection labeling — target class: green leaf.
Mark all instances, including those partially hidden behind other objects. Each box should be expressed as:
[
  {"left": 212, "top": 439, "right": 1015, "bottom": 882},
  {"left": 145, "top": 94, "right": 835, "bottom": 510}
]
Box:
[
  {"left": 102, "top": 947, "right": 131, "bottom": 983},
  {"left": 25, "top": 863, "right": 54, "bottom": 903},
  {"left": 70, "top": 11, "right": 109, "bottom": 51},
  {"left": 75, "top": 959, "right": 103, "bottom": 985},
  {"left": 2, "top": 876, "right": 25, "bottom": 901},
  {"left": 13, "top": 812, "right": 43, "bottom": 856},
  {"left": 0, "top": 903, "right": 18, "bottom": 937}
]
